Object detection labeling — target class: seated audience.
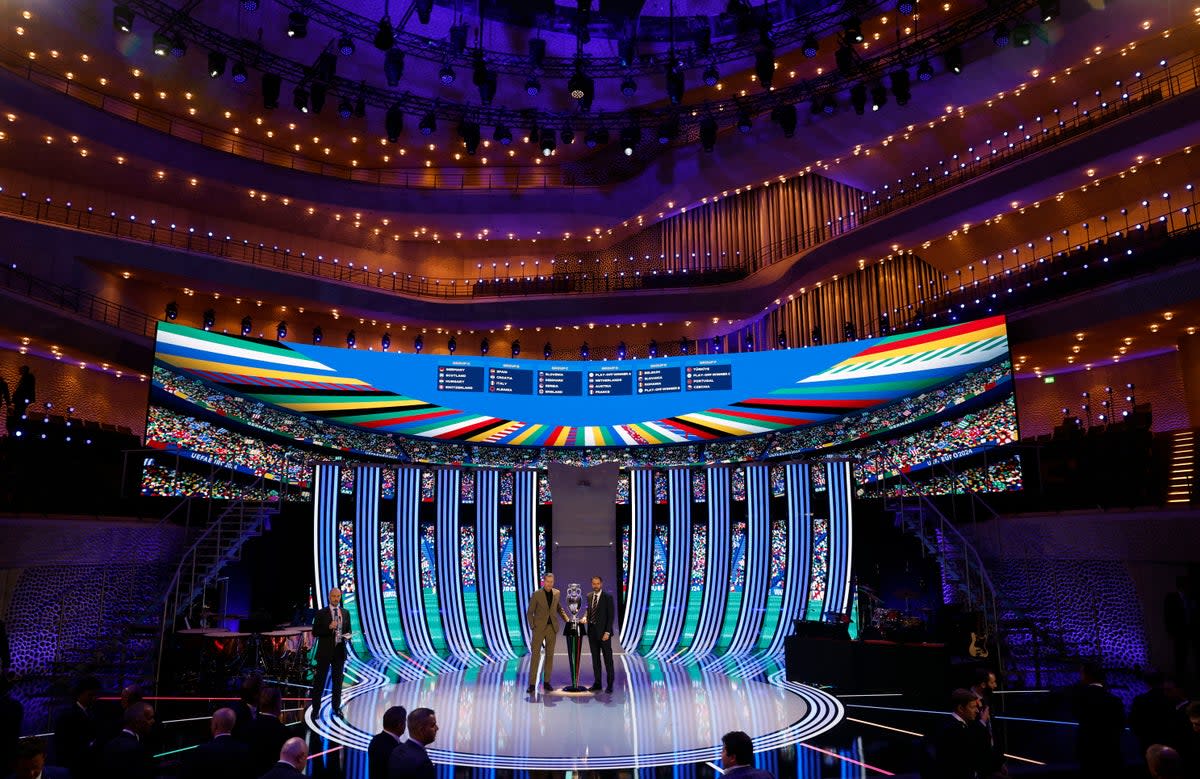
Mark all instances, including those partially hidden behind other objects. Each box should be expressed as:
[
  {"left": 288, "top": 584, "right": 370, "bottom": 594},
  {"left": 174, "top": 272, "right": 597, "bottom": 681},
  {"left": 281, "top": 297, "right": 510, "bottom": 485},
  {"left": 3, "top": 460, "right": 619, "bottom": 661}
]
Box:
[
  {"left": 259, "top": 737, "right": 307, "bottom": 779},
  {"left": 7, "top": 738, "right": 68, "bottom": 779},
  {"left": 96, "top": 702, "right": 155, "bottom": 779},
  {"left": 246, "top": 689, "right": 287, "bottom": 777},
  {"left": 369, "top": 706, "right": 407, "bottom": 779},
  {"left": 180, "top": 708, "right": 250, "bottom": 779}
]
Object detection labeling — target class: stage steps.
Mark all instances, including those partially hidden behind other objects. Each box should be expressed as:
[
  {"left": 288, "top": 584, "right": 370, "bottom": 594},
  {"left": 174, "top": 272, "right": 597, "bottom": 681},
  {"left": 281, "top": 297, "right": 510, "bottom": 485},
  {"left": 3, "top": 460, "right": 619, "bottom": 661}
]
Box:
[{"left": 1166, "top": 429, "right": 1196, "bottom": 505}]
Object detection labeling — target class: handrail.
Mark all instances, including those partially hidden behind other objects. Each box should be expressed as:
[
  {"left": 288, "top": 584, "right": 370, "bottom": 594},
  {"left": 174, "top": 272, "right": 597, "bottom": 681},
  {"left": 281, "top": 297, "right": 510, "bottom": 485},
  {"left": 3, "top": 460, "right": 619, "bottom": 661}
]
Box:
[{"left": 0, "top": 261, "right": 157, "bottom": 336}]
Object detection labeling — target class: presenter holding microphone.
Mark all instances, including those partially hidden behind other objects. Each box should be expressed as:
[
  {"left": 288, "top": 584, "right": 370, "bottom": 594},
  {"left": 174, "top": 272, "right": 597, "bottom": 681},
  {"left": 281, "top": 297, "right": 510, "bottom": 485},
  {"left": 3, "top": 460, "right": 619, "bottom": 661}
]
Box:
[
  {"left": 526, "top": 573, "right": 569, "bottom": 694},
  {"left": 311, "top": 587, "right": 352, "bottom": 716}
]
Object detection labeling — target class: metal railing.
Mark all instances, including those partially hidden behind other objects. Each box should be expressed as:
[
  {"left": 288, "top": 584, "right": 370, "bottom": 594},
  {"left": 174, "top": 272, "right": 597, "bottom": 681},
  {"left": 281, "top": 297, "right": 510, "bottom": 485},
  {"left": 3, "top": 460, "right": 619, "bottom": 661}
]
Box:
[{"left": 0, "top": 260, "right": 157, "bottom": 336}]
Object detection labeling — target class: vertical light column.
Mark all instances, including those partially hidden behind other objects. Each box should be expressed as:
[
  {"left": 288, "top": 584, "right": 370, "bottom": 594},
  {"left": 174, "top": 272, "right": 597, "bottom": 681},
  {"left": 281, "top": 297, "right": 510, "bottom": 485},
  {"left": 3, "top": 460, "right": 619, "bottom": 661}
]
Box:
[
  {"left": 312, "top": 463, "right": 341, "bottom": 610},
  {"left": 352, "top": 465, "right": 394, "bottom": 658},
  {"left": 435, "top": 469, "right": 476, "bottom": 662},
  {"left": 685, "top": 466, "right": 731, "bottom": 658},
  {"left": 649, "top": 468, "right": 691, "bottom": 655},
  {"left": 825, "top": 460, "right": 855, "bottom": 616},
  {"left": 513, "top": 470, "right": 538, "bottom": 648},
  {"left": 726, "top": 464, "right": 770, "bottom": 657},
  {"left": 395, "top": 465, "right": 439, "bottom": 658},
  {"left": 620, "top": 469, "right": 654, "bottom": 650},
  {"left": 762, "top": 462, "right": 813, "bottom": 656},
  {"left": 474, "top": 469, "right": 513, "bottom": 657}
]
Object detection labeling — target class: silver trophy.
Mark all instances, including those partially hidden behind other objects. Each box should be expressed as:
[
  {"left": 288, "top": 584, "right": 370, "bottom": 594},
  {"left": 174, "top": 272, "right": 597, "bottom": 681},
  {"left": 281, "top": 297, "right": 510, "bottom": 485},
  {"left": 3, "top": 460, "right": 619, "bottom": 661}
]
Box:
[
  {"left": 565, "top": 583, "right": 583, "bottom": 626},
  {"left": 563, "top": 582, "right": 586, "bottom": 691}
]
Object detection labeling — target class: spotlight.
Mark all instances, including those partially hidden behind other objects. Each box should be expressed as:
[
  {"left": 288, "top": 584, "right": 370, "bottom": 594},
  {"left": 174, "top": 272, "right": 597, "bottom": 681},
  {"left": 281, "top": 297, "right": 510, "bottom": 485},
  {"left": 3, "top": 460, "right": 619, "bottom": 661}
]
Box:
[
  {"left": 293, "top": 85, "right": 309, "bottom": 113},
  {"left": 287, "top": 11, "right": 308, "bottom": 38},
  {"left": 843, "top": 321, "right": 856, "bottom": 340},
  {"left": 374, "top": 17, "right": 395, "bottom": 50},
  {"left": 822, "top": 94, "right": 837, "bottom": 114},
  {"left": 993, "top": 23, "right": 1010, "bottom": 47},
  {"left": 419, "top": 110, "right": 436, "bottom": 135},
  {"left": 231, "top": 60, "right": 247, "bottom": 83},
  {"left": 312, "top": 326, "right": 323, "bottom": 344},
  {"left": 338, "top": 34, "right": 355, "bottom": 57},
  {"left": 945, "top": 46, "right": 963, "bottom": 74},
  {"left": 569, "top": 67, "right": 588, "bottom": 100},
  {"left": 699, "top": 115, "right": 717, "bottom": 152},
  {"left": 459, "top": 121, "right": 481, "bottom": 155},
  {"left": 493, "top": 122, "right": 512, "bottom": 145},
  {"left": 897, "top": 0, "right": 915, "bottom": 14},
  {"left": 736, "top": 109, "right": 752, "bottom": 133},
  {"left": 277, "top": 321, "right": 287, "bottom": 340},
  {"left": 1013, "top": 22, "right": 1032, "bottom": 47},
  {"left": 164, "top": 301, "right": 178, "bottom": 320},
  {"left": 543, "top": 341, "right": 552, "bottom": 359},
  {"left": 620, "top": 77, "right": 637, "bottom": 97},
  {"left": 580, "top": 341, "right": 590, "bottom": 360},
  {"left": 202, "top": 309, "right": 215, "bottom": 331},
  {"left": 262, "top": 73, "right": 281, "bottom": 109},
  {"left": 448, "top": 336, "right": 457, "bottom": 354},
  {"left": 679, "top": 337, "right": 689, "bottom": 355},
  {"left": 439, "top": 62, "right": 456, "bottom": 85},
  {"left": 309, "top": 83, "right": 327, "bottom": 114},
  {"left": 890, "top": 68, "right": 911, "bottom": 105},
  {"left": 771, "top": 104, "right": 797, "bottom": 137},
  {"left": 384, "top": 49, "right": 405, "bottom": 86},
  {"left": 113, "top": 5, "right": 134, "bottom": 33},
  {"left": 560, "top": 125, "right": 575, "bottom": 144},
  {"left": 844, "top": 17, "right": 863, "bottom": 44},
  {"left": 480, "top": 337, "right": 489, "bottom": 356},
  {"left": 850, "top": 83, "right": 867, "bottom": 115},
  {"left": 711, "top": 336, "right": 722, "bottom": 354},
  {"left": 208, "top": 51, "right": 226, "bottom": 79},
  {"left": 385, "top": 104, "right": 403, "bottom": 141},
  {"left": 1039, "top": 0, "right": 1060, "bottom": 21},
  {"left": 754, "top": 48, "right": 774, "bottom": 89},
  {"left": 649, "top": 339, "right": 658, "bottom": 358},
  {"left": 381, "top": 332, "right": 391, "bottom": 351},
  {"left": 478, "top": 69, "right": 497, "bottom": 104},
  {"left": 152, "top": 33, "right": 171, "bottom": 57},
  {"left": 241, "top": 316, "right": 252, "bottom": 336},
  {"left": 511, "top": 340, "right": 521, "bottom": 358},
  {"left": 777, "top": 331, "right": 786, "bottom": 348},
  {"left": 415, "top": 0, "right": 433, "bottom": 24},
  {"left": 337, "top": 97, "right": 353, "bottom": 119},
  {"left": 529, "top": 37, "right": 546, "bottom": 67},
  {"left": 916, "top": 59, "right": 933, "bottom": 82},
  {"left": 802, "top": 35, "right": 818, "bottom": 58},
  {"left": 354, "top": 95, "right": 366, "bottom": 118},
  {"left": 618, "top": 37, "right": 636, "bottom": 67},
  {"left": 169, "top": 36, "right": 187, "bottom": 58},
  {"left": 656, "top": 116, "right": 679, "bottom": 144},
  {"left": 702, "top": 64, "right": 719, "bottom": 87},
  {"left": 666, "top": 67, "right": 685, "bottom": 104},
  {"left": 540, "top": 128, "right": 556, "bottom": 156},
  {"left": 617, "top": 341, "right": 627, "bottom": 359},
  {"left": 835, "top": 44, "right": 855, "bottom": 74},
  {"left": 584, "top": 125, "right": 607, "bottom": 147},
  {"left": 620, "top": 125, "right": 640, "bottom": 156},
  {"left": 449, "top": 24, "right": 469, "bottom": 55},
  {"left": 241, "top": 0, "right": 259, "bottom": 9},
  {"left": 744, "top": 333, "right": 754, "bottom": 351},
  {"left": 346, "top": 329, "right": 356, "bottom": 348}
]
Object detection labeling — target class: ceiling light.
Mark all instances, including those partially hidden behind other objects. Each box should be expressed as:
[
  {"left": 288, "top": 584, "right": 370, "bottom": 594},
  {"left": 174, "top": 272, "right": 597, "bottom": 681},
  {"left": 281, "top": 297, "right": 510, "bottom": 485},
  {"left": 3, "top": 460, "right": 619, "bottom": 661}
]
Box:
[
  {"left": 170, "top": 36, "right": 187, "bottom": 58},
  {"left": 620, "top": 76, "right": 637, "bottom": 97},
  {"left": 113, "top": 5, "right": 134, "bottom": 32},
  {"left": 231, "top": 60, "right": 247, "bottom": 83},
  {"left": 287, "top": 11, "right": 308, "bottom": 38},
  {"left": 293, "top": 85, "right": 309, "bottom": 113},
  {"left": 337, "top": 97, "right": 353, "bottom": 119},
  {"left": 850, "top": 83, "right": 866, "bottom": 115},
  {"left": 699, "top": 115, "right": 717, "bottom": 152},
  {"left": 384, "top": 49, "right": 405, "bottom": 86},
  {"left": 871, "top": 83, "right": 887, "bottom": 111},
  {"left": 569, "top": 67, "right": 588, "bottom": 100},
  {"left": 944, "top": 46, "right": 963, "bottom": 74},
  {"left": 897, "top": 0, "right": 915, "bottom": 14},
  {"left": 241, "top": 0, "right": 259, "bottom": 9},
  {"left": 540, "top": 128, "right": 556, "bottom": 156},
  {"left": 459, "top": 121, "right": 481, "bottom": 155},
  {"left": 207, "top": 51, "right": 226, "bottom": 79},
  {"left": 993, "top": 23, "right": 1010, "bottom": 47},
  {"left": 1039, "top": 0, "right": 1060, "bottom": 22},
  {"left": 1013, "top": 22, "right": 1032, "bottom": 47},
  {"left": 374, "top": 17, "right": 395, "bottom": 51},
  {"left": 802, "top": 35, "right": 818, "bottom": 58},
  {"left": 736, "top": 109, "right": 752, "bottom": 133},
  {"left": 821, "top": 94, "right": 837, "bottom": 114},
  {"left": 560, "top": 125, "right": 575, "bottom": 144},
  {"left": 262, "top": 73, "right": 281, "bottom": 109},
  {"left": 338, "top": 34, "right": 355, "bottom": 57},
  {"left": 702, "top": 64, "right": 719, "bottom": 86},
  {"left": 844, "top": 17, "right": 864, "bottom": 44},
  {"left": 916, "top": 59, "right": 934, "bottom": 82},
  {"left": 385, "top": 104, "right": 403, "bottom": 142},
  {"left": 620, "top": 125, "right": 640, "bottom": 156},
  {"left": 419, "top": 110, "right": 436, "bottom": 135},
  {"left": 439, "top": 62, "right": 455, "bottom": 85},
  {"left": 754, "top": 48, "right": 774, "bottom": 90},
  {"left": 152, "top": 33, "right": 170, "bottom": 56}
]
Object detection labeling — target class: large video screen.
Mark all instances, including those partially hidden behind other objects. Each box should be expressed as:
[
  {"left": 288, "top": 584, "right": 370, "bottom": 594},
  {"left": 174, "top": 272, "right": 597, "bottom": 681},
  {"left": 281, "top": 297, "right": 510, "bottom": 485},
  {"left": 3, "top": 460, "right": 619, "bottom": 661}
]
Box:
[{"left": 149, "top": 316, "right": 1012, "bottom": 449}]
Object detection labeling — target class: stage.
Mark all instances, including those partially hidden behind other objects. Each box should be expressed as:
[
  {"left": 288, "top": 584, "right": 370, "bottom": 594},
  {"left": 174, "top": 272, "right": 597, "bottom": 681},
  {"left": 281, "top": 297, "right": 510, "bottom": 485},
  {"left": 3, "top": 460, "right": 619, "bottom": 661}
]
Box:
[{"left": 305, "top": 654, "right": 844, "bottom": 770}]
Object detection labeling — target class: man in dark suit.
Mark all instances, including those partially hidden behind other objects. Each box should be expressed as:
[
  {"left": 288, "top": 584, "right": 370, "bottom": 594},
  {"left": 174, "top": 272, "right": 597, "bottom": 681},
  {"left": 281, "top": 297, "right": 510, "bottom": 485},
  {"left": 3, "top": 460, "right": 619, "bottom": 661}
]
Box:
[
  {"left": 1071, "top": 663, "right": 1126, "bottom": 778},
  {"left": 52, "top": 676, "right": 100, "bottom": 778},
  {"left": 368, "top": 706, "right": 406, "bottom": 779},
  {"left": 1130, "top": 672, "right": 1190, "bottom": 752},
  {"left": 1, "top": 672, "right": 23, "bottom": 777},
  {"left": 719, "top": 731, "right": 775, "bottom": 779},
  {"left": 525, "top": 573, "right": 569, "bottom": 694},
  {"left": 928, "top": 689, "right": 992, "bottom": 779},
  {"left": 387, "top": 708, "right": 437, "bottom": 779},
  {"left": 230, "top": 675, "right": 261, "bottom": 742},
  {"left": 310, "top": 587, "right": 352, "bottom": 716},
  {"left": 259, "top": 737, "right": 307, "bottom": 779},
  {"left": 246, "top": 689, "right": 287, "bottom": 777},
  {"left": 96, "top": 701, "right": 155, "bottom": 779},
  {"left": 181, "top": 708, "right": 250, "bottom": 779},
  {"left": 1164, "top": 576, "right": 1197, "bottom": 682},
  {"left": 8, "top": 738, "right": 69, "bottom": 779},
  {"left": 585, "top": 576, "right": 615, "bottom": 693}
]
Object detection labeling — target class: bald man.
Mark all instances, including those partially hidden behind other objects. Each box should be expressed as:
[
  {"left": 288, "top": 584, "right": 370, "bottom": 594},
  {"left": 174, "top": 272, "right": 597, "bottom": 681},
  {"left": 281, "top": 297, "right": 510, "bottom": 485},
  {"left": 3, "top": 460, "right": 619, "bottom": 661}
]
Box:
[
  {"left": 181, "top": 708, "right": 251, "bottom": 779},
  {"left": 97, "top": 701, "right": 155, "bottom": 779},
  {"left": 260, "top": 737, "right": 308, "bottom": 778},
  {"left": 311, "top": 587, "right": 353, "bottom": 716}
]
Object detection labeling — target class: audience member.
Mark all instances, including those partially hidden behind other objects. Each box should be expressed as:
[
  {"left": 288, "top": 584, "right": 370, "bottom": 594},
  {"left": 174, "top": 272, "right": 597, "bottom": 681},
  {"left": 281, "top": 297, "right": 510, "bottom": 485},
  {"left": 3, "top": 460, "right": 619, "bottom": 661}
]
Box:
[
  {"left": 1145, "top": 744, "right": 1185, "bottom": 779},
  {"left": 8, "top": 738, "right": 68, "bottom": 779},
  {"left": 96, "top": 702, "right": 154, "bottom": 779},
  {"left": 259, "top": 737, "right": 307, "bottom": 779},
  {"left": 968, "top": 669, "right": 1005, "bottom": 777},
  {"left": 0, "top": 673, "right": 22, "bottom": 777},
  {"left": 52, "top": 676, "right": 99, "bottom": 778},
  {"left": 369, "top": 706, "right": 407, "bottom": 779},
  {"left": 1130, "top": 672, "right": 1190, "bottom": 752},
  {"left": 231, "top": 676, "right": 262, "bottom": 742},
  {"left": 1164, "top": 577, "right": 1198, "bottom": 683},
  {"left": 388, "top": 708, "right": 437, "bottom": 779},
  {"left": 1183, "top": 702, "right": 1200, "bottom": 774},
  {"left": 12, "top": 367, "right": 34, "bottom": 419},
  {"left": 246, "top": 689, "right": 287, "bottom": 777},
  {"left": 92, "top": 685, "right": 143, "bottom": 750},
  {"left": 1070, "top": 663, "right": 1126, "bottom": 778},
  {"left": 180, "top": 708, "right": 250, "bottom": 779},
  {"left": 926, "top": 689, "right": 991, "bottom": 779},
  {"left": 718, "top": 731, "right": 774, "bottom": 779}
]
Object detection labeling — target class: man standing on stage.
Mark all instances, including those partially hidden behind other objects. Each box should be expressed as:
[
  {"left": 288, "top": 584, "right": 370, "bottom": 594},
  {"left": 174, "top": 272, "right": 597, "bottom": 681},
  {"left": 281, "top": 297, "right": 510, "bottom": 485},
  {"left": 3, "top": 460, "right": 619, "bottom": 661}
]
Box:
[
  {"left": 311, "top": 587, "right": 352, "bottom": 716},
  {"left": 525, "top": 572, "right": 569, "bottom": 694},
  {"left": 585, "top": 575, "right": 615, "bottom": 693}
]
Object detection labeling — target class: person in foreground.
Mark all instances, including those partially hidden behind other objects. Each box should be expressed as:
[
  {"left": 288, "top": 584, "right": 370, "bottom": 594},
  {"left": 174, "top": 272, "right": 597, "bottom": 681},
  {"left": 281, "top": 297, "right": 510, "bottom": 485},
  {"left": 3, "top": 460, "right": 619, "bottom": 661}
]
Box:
[
  {"left": 585, "top": 575, "right": 615, "bottom": 693},
  {"left": 259, "top": 737, "right": 308, "bottom": 779},
  {"left": 927, "top": 689, "right": 993, "bottom": 779},
  {"left": 388, "top": 708, "right": 438, "bottom": 779},
  {"left": 719, "top": 731, "right": 775, "bottom": 779},
  {"left": 181, "top": 708, "right": 250, "bottom": 779},
  {"left": 8, "top": 738, "right": 68, "bottom": 779},
  {"left": 525, "top": 573, "right": 569, "bottom": 694},
  {"left": 368, "top": 705, "right": 407, "bottom": 779},
  {"left": 97, "top": 701, "right": 155, "bottom": 779},
  {"left": 310, "top": 587, "right": 352, "bottom": 716},
  {"left": 1145, "top": 744, "right": 1184, "bottom": 779}
]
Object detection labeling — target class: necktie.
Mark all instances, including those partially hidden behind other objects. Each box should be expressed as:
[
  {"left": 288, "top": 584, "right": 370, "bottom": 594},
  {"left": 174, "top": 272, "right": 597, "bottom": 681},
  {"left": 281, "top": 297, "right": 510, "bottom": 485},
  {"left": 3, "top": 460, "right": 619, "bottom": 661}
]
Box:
[
  {"left": 333, "top": 607, "right": 341, "bottom": 643},
  {"left": 588, "top": 593, "right": 597, "bottom": 625}
]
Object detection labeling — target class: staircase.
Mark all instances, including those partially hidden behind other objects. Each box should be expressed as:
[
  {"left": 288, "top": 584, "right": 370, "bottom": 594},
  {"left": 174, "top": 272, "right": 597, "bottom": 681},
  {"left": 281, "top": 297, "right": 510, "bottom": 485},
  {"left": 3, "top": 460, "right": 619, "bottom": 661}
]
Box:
[{"left": 1166, "top": 430, "right": 1196, "bottom": 505}]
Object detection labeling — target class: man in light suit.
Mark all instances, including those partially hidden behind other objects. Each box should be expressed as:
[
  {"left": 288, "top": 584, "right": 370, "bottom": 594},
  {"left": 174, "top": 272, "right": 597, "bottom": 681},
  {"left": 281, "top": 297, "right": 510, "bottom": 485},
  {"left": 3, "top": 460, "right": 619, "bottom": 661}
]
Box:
[
  {"left": 310, "top": 587, "right": 353, "bottom": 716},
  {"left": 585, "top": 576, "right": 615, "bottom": 693},
  {"left": 525, "top": 573, "right": 569, "bottom": 694}
]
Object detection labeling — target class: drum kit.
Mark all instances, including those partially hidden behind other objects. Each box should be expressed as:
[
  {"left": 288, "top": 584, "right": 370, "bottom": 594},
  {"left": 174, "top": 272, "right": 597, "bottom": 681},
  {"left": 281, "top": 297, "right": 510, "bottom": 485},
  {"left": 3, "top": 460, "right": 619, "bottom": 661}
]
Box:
[
  {"left": 861, "top": 586, "right": 929, "bottom": 643},
  {"left": 174, "top": 620, "right": 313, "bottom": 690}
]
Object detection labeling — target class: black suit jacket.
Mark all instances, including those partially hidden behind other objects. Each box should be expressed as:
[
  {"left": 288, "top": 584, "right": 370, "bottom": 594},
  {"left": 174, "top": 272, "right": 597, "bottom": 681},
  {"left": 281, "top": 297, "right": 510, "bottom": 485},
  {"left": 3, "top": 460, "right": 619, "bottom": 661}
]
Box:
[
  {"left": 246, "top": 714, "right": 288, "bottom": 776},
  {"left": 1071, "top": 684, "right": 1125, "bottom": 766},
  {"left": 52, "top": 704, "right": 94, "bottom": 777},
  {"left": 929, "top": 717, "right": 990, "bottom": 779},
  {"left": 586, "top": 591, "right": 615, "bottom": 637},
  {"left": 181, "top": 734, "right": 252, "bottom": 779},
  {"left": 228, "top": 701, "right": 255, "bottom": 742},
  {"left": 387, "top": 739, "right": 434, "bottom": 779},
  {"left": 368, "top": 732, "right": 402, "bottom": 779},
  {"left": 97, "top": 732, "right": 153, "bottom": 779},
  {"left": 312, "top": 606, "right": 350, "bottom": 661},
  {"left": 258, "top": 762, "right": 304, "bottom": 779}
]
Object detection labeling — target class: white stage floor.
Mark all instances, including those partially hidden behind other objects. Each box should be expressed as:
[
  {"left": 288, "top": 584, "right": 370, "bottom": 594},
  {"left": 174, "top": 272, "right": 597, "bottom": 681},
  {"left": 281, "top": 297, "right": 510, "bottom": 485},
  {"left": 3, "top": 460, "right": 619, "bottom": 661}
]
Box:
[{"left": 306, "top": 654, "right": 843, "bottom": 770}]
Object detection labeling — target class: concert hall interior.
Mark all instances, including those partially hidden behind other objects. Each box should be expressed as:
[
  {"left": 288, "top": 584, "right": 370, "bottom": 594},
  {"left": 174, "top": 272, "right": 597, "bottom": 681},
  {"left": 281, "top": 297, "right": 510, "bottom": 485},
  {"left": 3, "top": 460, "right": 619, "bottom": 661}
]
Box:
[{"left": 3, "top": 0, "right": 1200, "bottom": 777}]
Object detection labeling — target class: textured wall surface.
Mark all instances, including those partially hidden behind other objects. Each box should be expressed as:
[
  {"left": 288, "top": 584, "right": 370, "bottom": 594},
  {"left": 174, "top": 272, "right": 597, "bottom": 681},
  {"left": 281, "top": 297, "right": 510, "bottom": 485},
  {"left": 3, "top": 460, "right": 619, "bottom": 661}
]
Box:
[{"left": 0, "top": 349, "right": 149, "bottom": 436}]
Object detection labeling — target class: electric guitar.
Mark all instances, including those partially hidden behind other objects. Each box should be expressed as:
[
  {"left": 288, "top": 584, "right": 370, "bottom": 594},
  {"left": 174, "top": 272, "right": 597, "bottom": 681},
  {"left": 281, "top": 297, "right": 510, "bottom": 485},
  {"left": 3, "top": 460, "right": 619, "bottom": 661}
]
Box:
[{"left": 969, "top": 631, "right": 990, "bottom": 658}]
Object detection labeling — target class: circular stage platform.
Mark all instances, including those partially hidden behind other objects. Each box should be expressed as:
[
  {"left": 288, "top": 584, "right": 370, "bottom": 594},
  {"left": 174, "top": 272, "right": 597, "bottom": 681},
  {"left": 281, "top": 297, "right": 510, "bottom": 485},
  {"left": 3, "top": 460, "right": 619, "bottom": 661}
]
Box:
[{"left": 306, "top": 655, "right": 844, "bottom": 770}]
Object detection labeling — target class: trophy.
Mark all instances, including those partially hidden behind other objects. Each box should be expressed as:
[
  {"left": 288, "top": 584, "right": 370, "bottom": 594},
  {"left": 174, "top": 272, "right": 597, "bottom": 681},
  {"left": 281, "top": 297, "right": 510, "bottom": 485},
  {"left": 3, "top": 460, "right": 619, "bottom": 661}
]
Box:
[{"left": 562, "top": 582, "right": 587, "bottom": 692}]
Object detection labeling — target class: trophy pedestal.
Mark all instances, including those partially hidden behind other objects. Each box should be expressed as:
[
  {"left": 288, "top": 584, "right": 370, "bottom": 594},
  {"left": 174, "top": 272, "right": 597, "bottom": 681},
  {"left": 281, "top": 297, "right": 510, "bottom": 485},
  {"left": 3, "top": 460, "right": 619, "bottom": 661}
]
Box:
[{"left": 563, "top": 622, "right": 587, "bottom": 692}]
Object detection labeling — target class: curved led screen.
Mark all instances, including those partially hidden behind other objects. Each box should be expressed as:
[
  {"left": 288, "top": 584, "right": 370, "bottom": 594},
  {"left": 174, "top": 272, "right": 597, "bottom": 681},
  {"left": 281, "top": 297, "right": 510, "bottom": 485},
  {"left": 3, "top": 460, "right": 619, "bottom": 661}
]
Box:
[{"left": 151, "top": 315, "right": 1010, "bottom": 448}]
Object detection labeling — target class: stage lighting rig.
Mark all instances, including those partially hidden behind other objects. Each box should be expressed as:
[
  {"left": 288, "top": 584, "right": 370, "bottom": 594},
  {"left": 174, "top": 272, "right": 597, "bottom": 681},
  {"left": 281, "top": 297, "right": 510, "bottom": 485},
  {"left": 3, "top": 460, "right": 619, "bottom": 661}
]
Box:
[
  {"left": 439, "top": 61, "right": 456, "bottom": 85},
  {"left": 540, "top": 128, "right": 557, "bottom": 156},
  {"left": 835, "top": 44, "right": 855, "bottom": 75},
  {"left": 657, "top": 116, "right": 679, "bottom": 144},
  {"left": 262, "top": 73, "right": 281, "bottom": 109},
  {"left": 617, "top": 341, "right": 627, "bottom": 359},
  {"left": 152, "top": 33, "right": 170, "bottom": 56},
  {"left": 354, "top": 95, "right": 366, "bottom": 119},
  {"left": 1039, "top": 0, "right": 1059, "bottom": 21},
  {"left": 561, "top": 125, "right": 576, "bottom": 144},
  {"left": 414, "top": 334, "right": 424, "bottom": 353},
  {"left": 231, "top": 60, "right": 247, "bottom": 83},
  {"left": 381, "top": 332, "right": 391, "bottom": 351},
  {"left": 945, "top": 46, "right": 963, "bottom": 74},
  {"left": 525, "top": 76, "right": 541, "bottom": 96},
  {"left": 494, "top": 121, "right": 512, "bottom": 145},
  {"left": 450, "top": 24, "right": 469, "bottom": 55},
  {"left": 310, "top": 83, "right": 327, "bottom": 114},
  {"left": 702, "top": 64, "right": 719, "bottom": 87},
  {"left": 620, "top": 125, "right": 641, "bottom": 156},
  {"left": 293, "top": 85, "right": 309, "bottom": 113},
  {"left": 890, "top": 68, "right": 911, "bottom": 105},
  {"left": 385, "top": 104, "right": 403, "bottom": 141},
  {"left": 203, "top": 309, "right": 216, "bottom": 331},
  {"left": 511, "top": 340, "right": 521, "bottom": 358},
  {"left": 419, "top": 110, "right": 437, "bottom": 135},
  {"left": 529, "top": 38, "right": 547, "bottom": 68},
  {"left": 448, "top": 336, "right": 457, "bottom": 354},
  {"left": 580, "top": 342, "right": 590, "bottom": 360},
  {"left": 771, "top": 104, "right": 796, "bottom": 137},
  {"left": 460, "top": 121, "right": 481, "bottom": 155},
  {"left": 208, "top": 52, "right": 226, "bottom": 79},
  {"left": 822, "top": 94, "right": 837, "bottom": 114},
  {"left": 897, "top": 0, "right": 915, "bottom": 14},
  {"left": 649, "top": 340, "right": 659, "bottom": 358},
  {"left": 415, "top": 0, "right": 433, "bottom": 24},
  {"left": 843, "top": 17, "right": 864, "bottom": 44},
  {"left": 916, "top": 59, "right": 933, "bottom": 82},
  {"left": 621, "top": 76, "right": 638, "bottom": 97},
  {"left": 113, "top": 5, "right": 134, "bottom": 32},
  {"left": 338, "top": 34, "right": 355, "bottom": 57},
  {"left": 164, "top": 302, "right": 178, "bottom": 321},
  {"left": 312, "top": 327, "right": 323, "bottom": 344},
  {"left": 286, "top": 11, "right": 308, "bottom": 38},
  {"left": 754, "top": 48, "right": 775, "bottom": 90},
  {"left": 711, "top": 337, "right": 722, "bottom": 354},
  {"left": 374, "top": 17, "right": 395, "bottom": 51},
  {"left": 802, "top": 35, "right": 818, "bottom": 58},
  {"left": 1013, "top": 22, "right": 1033, "bottom": 47},
  {"left": 679, "top": 337, "right": 689, "bottom": 355},
  {"left": 666, "top": 66, "right": 685, "bottom": 104},
  {"left": 338, "top": 97, "right": 353, "bottom": 119},
  {"left": 346, "top": 330, "right": 357, "bottom": 348},
  {"left": 736, "top": 109, "right": 752, "bottom": 133},
  {"left": 241, "top": 0, "right": 259, "bottom": 9},
  {"left": 699, "top": 115, "right": 717, "bottom": 152},
  {"left": 544, "top": 342, "right": 553, "bottom": 359},
  {"left": 850, "top": 83, "right": 866, "bottom": 115},
  {"left": 240, "top": 317, "right": 252, "bottom": 336},
  {"left": 993, "top": 23, "right": 1010, "bottom": 47},
  {"left": 277, "top": 321, "right": 287, "bottom": 340}
]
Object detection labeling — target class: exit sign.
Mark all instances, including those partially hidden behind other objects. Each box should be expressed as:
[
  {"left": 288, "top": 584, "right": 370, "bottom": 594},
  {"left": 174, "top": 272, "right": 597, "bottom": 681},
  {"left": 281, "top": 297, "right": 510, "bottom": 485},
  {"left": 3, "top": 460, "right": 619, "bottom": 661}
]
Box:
[{"left": 1043, "top": 376, "right": 1056, "bottom": 384}]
